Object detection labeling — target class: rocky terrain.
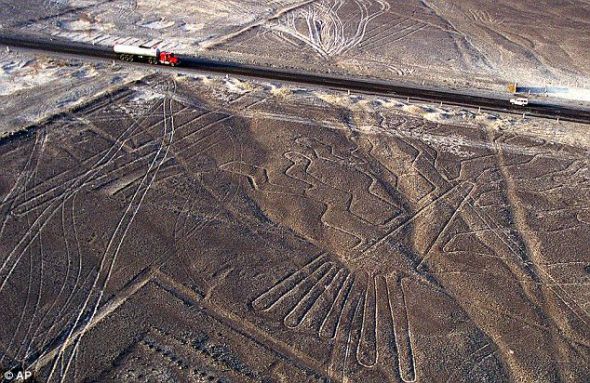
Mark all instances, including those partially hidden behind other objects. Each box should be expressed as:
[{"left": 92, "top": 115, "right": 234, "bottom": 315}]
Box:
[{"left": 1, "top": 1, "right": 590, "bottom": 382}]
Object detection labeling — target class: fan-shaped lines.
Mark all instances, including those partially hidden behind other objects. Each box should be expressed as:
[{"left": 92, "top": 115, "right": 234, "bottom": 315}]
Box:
[
  {"left": 298, "top": 267, "right": 350, "bottom": 333},
  {"left": 261, "top": 260, "right": 334, "bottom": 315},
  {"left": 330, "top": 289, "right": 364, "bottom": 382},
  {"left": 387, "top": 276, "right": 416, "bottom": 383},
  {"left": 319, "top": 273, "right": 356, "bottom": 339},
  {"left": 284, "top": 263, "right": 340, "bottom": 329},
  {"left": 467, "top": 9, "right": 505, "bottom": 27},
  {"left": 357, "top": 273, "right": 378, "bottom": 367},
  {"left": 252, "top": 254, "right": 328, "bottom": 312}
]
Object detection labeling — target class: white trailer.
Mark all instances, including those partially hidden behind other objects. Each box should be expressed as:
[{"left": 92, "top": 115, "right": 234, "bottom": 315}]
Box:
[
  {"left": 114, "top": 44, "right": 160, "bottom": 64},
  {"left": 114, "top": 44, "right": 158, "bottom": 57}
]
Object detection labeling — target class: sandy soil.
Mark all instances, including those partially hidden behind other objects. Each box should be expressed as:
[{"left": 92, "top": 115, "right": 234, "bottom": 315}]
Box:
[
  {"left": 0, "top": 50, "right": 150, "bottom": 137},
  {"left": 8, "top": 0, "right": 590, "bottom": 93},
  {"left": 1, "top": 1, "right": 589, "bottom": 382},
  {"left": 0, "top": 72, "right": 588, "bottom": 382}
]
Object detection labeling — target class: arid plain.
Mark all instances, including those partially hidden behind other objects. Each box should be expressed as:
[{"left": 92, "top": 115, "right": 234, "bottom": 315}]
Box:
[
  {"left": 7, "top": 0, "right": 590, "bottom": 90},
  {"left": 0, "top": 1, "right": 589, "bottom": 382},
  {"left": 1, "top": 73, "right": 589, "bottom": 382}
]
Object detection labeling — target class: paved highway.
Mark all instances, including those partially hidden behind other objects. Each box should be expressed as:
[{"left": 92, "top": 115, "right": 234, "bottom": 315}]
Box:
[{"left": 1, "top": 32, "right": 589, "bottom": 124}]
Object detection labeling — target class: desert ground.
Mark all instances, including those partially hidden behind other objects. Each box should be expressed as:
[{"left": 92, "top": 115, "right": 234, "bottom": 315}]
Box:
[
  {"left": 0, "top": 71, "right": 589, "bottom": 382},
  {"left": 0, "top": 49, "right": 149, "bottom": 137},
  {"left": 6, "top": 0, "right": 590, "bottom": 91},
  {"left": 1, "top": 1, "right": 590, "bottom": 383}
]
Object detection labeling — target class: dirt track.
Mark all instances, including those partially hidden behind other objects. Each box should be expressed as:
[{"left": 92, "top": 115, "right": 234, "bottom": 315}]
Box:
[{"left": 0, "top": 74, "right": 589, "bottom": 382}]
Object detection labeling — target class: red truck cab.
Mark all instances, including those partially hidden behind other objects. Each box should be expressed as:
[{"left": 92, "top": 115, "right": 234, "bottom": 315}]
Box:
[{"left": 159, "top": 51, "right": 179, "bottom": 66}]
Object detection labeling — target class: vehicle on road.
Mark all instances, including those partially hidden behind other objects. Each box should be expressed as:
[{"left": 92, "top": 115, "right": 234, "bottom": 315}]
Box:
[
  {"left": 113, "top": 44, "right": 179, "bottom": 66},
  {"left": 510, "top": 97, "right": 529, "bottom": 106}
]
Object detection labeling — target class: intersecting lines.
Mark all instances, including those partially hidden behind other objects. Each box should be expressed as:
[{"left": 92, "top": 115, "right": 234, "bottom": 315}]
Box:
[
  {"left": 0, "top": 79, "right": 188, "bottom": 381},
  {"left": 492, "top": 133, "right": 590, "bottom": 324},
  {"left": 270, "top": 0, "right": 390, "bottom": 58},
  {"left": 43, "top": 83, "right": 179, "bottom": 382}
]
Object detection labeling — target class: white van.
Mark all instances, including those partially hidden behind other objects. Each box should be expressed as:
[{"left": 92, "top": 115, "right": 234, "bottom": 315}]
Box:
[{"left": 510, "top": 97, "right": 529, "bottom": 106}]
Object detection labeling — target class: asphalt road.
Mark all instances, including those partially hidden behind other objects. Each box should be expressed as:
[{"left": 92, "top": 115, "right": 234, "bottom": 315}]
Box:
[{"left": 1, "top": 32, "right": 589, "bottom": 124}]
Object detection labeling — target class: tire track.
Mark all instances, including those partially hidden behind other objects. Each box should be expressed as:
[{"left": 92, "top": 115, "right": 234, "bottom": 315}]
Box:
[{"left": 46, "top": 81, "right": 178, "bottom": 382}]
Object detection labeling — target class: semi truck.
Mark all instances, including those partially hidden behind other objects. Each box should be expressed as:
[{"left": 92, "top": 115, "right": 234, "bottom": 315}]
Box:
[{"left": 114, "top": 44, "right": 179, "bottom": 66}]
